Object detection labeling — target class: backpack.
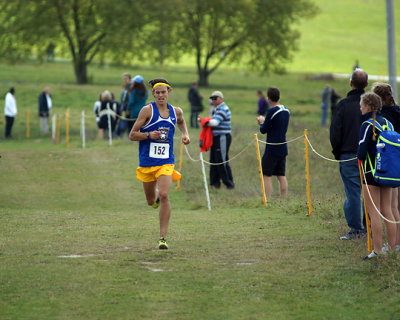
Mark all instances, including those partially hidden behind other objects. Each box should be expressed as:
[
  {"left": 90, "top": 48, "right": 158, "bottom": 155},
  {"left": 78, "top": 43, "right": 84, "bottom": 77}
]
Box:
[{"left": 363, "top": 118, "right": 400, "bottom": 187}]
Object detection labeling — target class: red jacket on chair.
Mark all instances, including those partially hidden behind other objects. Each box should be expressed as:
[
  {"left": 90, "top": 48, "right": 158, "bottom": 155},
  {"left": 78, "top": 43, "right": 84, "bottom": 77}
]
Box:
[{"left": 199, "top": 117, "right": 213, "bottom": 152}]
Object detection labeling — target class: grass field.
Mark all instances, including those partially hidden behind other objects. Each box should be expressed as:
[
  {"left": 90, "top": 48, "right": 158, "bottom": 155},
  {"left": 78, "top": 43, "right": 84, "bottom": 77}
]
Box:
[
  {"left": 285, "top": 0, "right": 400, "bottom": 75},
  {"left": 1, "top": 60, "right": 400, "bottom": 319}
]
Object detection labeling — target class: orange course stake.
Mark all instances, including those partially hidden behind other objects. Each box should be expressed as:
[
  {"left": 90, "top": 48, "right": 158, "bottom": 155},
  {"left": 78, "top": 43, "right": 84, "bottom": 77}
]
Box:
[
  {"left": 358, "top": 160, "right": 373, "bottom": 254},
  {"left": 304, "top": 129, "right": 312, "bottom": 216},
  {"left": 254, "top": 134, "right": 267, "bottom": 207}
]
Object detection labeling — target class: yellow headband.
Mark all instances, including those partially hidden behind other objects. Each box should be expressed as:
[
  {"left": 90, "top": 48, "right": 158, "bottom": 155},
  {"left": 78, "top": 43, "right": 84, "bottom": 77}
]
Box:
[{"left": 152, "top": 82, "right": 171, "bottom": 90}]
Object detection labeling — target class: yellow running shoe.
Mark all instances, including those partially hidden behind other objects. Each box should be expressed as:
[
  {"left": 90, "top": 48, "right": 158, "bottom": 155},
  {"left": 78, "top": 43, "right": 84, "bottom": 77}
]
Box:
[
  {"left": 158, "top": 237, "right": 168, "bottom": 250},
  {"left": 152, "top": 198, "right": 160, "bottom": 209}
]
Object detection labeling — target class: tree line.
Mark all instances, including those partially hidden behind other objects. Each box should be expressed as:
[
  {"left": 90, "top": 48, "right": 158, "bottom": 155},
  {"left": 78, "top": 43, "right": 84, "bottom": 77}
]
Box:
[{"left": 0, "top": 0, "right": 318, "bottom": 86}]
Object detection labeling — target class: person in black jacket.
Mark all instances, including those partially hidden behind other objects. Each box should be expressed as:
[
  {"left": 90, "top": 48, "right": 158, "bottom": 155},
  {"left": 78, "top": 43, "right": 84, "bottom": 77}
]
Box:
[
  {"left": 330, "top": 69, "right": 368, "bottom": 240},
  {"left": 372, "top": 82, "right": 400, "bottom": 251},
  {"left": 38, "top": 87, "right": 52, "bottom": 135},
  {"left": 188, "top": 82, "right": 203, "bottom": 128}
]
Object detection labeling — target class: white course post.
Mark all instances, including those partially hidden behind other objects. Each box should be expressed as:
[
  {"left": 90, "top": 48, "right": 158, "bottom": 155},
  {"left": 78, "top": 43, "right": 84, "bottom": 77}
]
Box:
[{"left": 200, "top": 152, "right": 211, "bottom": 211}]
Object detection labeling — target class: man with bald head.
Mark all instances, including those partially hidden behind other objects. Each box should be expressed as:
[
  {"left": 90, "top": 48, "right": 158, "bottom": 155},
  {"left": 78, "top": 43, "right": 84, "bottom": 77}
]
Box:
[
  {"left": 38, "top": 87, "right": 52, "bottom": 135},
  {"left": 330, "top": 69, "right": 368, "bottom": 240}
]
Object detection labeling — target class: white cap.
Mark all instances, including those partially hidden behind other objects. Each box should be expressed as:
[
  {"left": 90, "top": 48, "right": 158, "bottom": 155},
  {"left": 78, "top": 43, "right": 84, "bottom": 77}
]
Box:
[{"left": 210, "top": 91, "right": 224, "bottom": 99}]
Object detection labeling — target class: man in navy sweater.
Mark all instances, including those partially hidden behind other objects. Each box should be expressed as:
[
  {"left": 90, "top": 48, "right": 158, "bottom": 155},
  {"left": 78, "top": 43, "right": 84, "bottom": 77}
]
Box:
[{"left": 257, "top": 87, "right": 290, "bottom": 198}]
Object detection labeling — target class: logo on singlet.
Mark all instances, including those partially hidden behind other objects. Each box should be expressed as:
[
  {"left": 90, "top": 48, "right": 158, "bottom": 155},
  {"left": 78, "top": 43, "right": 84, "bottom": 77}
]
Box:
[{"left": 157, "top": 127, "right": 170, "bottom": 142}]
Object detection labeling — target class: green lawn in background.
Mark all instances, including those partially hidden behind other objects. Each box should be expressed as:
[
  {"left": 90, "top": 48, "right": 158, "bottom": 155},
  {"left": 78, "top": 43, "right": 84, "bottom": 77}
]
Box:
[
  {"left": 1, "top": 60, "right": 400, "bottom": 319},
  {"left": 286, "top": 0, "right": 400, "bottom": 75}
]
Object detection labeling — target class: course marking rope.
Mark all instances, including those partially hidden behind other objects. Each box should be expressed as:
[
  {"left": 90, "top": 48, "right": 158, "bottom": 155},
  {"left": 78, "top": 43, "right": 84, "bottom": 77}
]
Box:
[
  {"left": 257, "top": 134, "right": 304, "bottom": 145},
  {"left": 184, "top": 140, "right": 254, "bottom": 165},
  {"left": 305, "top": 135, "right": 357, "bottom": 163}
]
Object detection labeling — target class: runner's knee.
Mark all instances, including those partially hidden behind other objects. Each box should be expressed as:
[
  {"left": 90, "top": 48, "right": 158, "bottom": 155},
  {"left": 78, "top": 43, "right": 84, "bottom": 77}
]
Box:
[{"left": 159, "top": 190, "right": 169, "bottom": 202}]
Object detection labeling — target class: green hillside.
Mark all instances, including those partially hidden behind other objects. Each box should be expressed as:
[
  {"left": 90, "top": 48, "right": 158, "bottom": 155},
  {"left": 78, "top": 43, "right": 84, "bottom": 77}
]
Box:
[{"left": 285, "top": 0, "right": 400, "bottom": 75}]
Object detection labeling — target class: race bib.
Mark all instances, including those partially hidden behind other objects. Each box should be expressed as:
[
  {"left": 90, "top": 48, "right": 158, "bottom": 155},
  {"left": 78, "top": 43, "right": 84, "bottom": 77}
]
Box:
[{"left": 149, "top": 142, "right": 170, "bottom": 159}]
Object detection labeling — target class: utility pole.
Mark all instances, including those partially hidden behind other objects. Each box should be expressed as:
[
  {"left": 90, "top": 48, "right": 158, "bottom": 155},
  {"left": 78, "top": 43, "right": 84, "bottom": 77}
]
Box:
[{"left": 386, "top": 0, "right": 398, "bottom": 102}]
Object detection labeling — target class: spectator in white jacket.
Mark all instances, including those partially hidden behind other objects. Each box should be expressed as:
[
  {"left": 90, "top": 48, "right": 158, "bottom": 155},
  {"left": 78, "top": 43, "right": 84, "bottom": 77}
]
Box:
[{"left": 4, "top": 87, "right": 17, "bottom": 138}]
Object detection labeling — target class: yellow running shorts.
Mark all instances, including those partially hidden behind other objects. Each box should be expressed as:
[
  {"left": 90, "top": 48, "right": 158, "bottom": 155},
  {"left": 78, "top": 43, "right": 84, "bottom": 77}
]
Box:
[{"left": 136, "top": 164, "right": 182, "bottom": 182}]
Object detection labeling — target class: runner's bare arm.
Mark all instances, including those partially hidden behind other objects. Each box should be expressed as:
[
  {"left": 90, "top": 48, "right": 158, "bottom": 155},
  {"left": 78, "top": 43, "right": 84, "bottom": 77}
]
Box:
[
  {"left": 174, "top": 107, "right": 190, "bottom": 145},
  {"left": 129, "top": 105, "right": 161, "bottom": 141}
]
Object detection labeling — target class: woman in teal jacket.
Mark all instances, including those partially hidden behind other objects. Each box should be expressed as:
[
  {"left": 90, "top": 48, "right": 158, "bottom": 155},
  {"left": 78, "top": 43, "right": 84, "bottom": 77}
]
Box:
[{"left": 126, "top": 75, "right": 148, "bottom": 132}]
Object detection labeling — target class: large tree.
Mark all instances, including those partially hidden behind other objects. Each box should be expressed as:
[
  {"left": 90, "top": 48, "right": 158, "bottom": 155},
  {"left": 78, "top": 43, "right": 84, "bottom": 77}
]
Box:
[
  {"left": 0, "top": 0, "right": 145, "bottom": 84},
  {"left": 178, "top": 0, "right": 318, "bottom": 86}
]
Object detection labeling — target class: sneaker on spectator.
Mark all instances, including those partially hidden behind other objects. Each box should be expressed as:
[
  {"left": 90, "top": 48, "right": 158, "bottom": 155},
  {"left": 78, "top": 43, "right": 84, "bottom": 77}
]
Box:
[
  {"left": 382, "top": 243, "right": 389, "bottom": 254},
  {"left": 363, "top": 250, "right": 378, "bottom": 260},
  {"left": 340, "top": 229, "right": 364, "bottom": 240}
]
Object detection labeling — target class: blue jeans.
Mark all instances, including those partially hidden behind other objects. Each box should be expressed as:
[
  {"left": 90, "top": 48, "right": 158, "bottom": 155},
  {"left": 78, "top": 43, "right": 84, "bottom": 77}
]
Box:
[{"left": 339, "top": 154, "right": 364, "bottom": 231}]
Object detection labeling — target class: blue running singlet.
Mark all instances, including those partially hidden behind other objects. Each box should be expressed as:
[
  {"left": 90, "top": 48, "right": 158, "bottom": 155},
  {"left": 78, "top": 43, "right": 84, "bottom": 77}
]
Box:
[{"left": 138, "top": 102, "right": 177, "bottom": 167}]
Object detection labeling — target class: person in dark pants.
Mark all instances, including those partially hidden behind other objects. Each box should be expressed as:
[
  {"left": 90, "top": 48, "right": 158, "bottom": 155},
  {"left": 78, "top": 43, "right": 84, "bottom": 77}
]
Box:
[
  {"left": 38, "top": 87, "right": 52, "bottom": 135},
  {"left": 330, "top": 69, "right": 368, "bottom": 240},
  {"left": 257, "top": 87, "right": 290, "bottom": 198},
  {"left": 4, "top": 87, "right": 17, "bottom": 138},
  {"left": 188, "top": 82, "right": 203, "bottom": 128},
  {"left": 199, "top": 90, "right": 234, "bottom": 189}
]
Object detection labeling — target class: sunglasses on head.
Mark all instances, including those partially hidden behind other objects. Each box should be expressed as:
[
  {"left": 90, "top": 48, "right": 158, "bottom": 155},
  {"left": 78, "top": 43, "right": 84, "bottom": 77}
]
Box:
[{"left": 211, "top": 96, "right": 219, "bottom": 100}]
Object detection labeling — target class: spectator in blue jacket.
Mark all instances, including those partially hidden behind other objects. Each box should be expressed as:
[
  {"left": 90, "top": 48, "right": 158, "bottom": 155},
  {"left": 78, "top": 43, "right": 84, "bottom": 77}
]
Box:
[
  {"left": 257, "top": 90, "right": 269, "bottom": 115},
  {"left": 257, "top": 87, "right": 290, "bottom": 198},
  {"left": 126, "top": 75, "right": 148, "bottom": 133}
]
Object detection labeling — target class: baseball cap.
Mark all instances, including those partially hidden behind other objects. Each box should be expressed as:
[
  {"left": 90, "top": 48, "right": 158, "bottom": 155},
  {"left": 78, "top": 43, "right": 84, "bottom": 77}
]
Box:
[
  {"left": 210, "top": 90, "right": 224, "bottom": 99},
  {"left": 131, "top": 75, "right": 144, "bottom": 83}
]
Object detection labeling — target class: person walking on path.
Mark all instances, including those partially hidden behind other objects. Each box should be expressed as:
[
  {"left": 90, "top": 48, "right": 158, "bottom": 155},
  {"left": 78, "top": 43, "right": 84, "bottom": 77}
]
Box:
[
  {"left": 330, "top": 69, "right": 368, "bottom": 240},
  {"left": 257, "top": 87, "right": 290, "bottom": 198},
  {"left": 4, "top": 87, "right": 17, "bottom": 139},
  {"left": 188, "top": 81, "right": 203, "bottom": 128},
  {"left": 129, "top": 78, "right": 190, "bottom": 250},
  {"left": 357, "top": 92, "right": 397, "bottom": 259},
  {"left": 38, "top": 87, "right": 52, "bottom": 135},
  {"left": 199, "top": 90, "right": 234, "bottom": 189}
]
